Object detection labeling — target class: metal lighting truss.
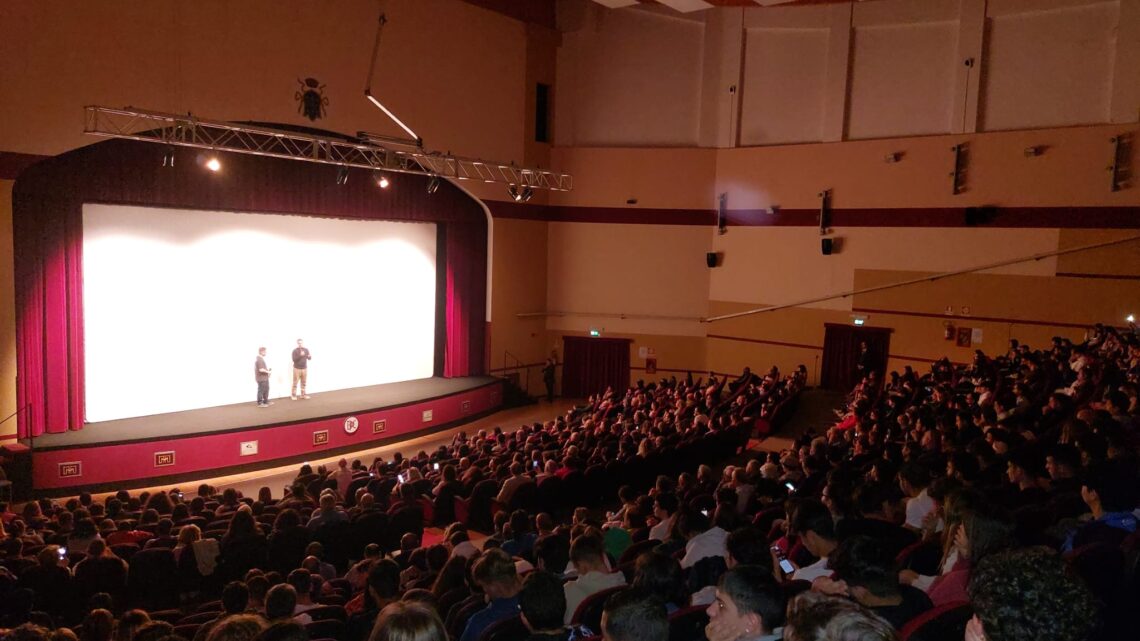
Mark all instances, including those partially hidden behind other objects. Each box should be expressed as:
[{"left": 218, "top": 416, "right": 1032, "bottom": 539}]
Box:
[{"left": 83, "top": 106, "right": 573, "bottom": 192}]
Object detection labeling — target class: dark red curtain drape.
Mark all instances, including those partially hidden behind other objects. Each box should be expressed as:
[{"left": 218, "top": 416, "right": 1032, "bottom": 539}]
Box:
[
  {"left": 561, "top": 337, "right": 631, "bottom": 398},
  {"left": 443, "top": 222, "right": 487, "bottom": 378},
  {"left": 820, "top": 324, "right": 892, "bottom": 391},
  {"left": 13, "top": 136, "right": 488, "bottom": 438}
]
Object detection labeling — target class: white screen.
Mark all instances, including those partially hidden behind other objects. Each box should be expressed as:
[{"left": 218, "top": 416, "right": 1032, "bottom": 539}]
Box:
[{"left": 82, "top": 204, "right": 437, "bottom": 422}]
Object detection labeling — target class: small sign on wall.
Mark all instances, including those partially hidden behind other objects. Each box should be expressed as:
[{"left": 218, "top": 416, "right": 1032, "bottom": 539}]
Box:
[
  {"left": 59, "top": 462, "right": 82, "bottom": 478},
  {"left": 373, "top": 419, "right": 387, "bottom": 434},
  {"left": 461, "top": 400, "right": 472, "bottom": 414},
  {"left": 645, "top": 357, "right": 657, "bottom": 374},
  {"left": 422, "top": 409, "right": 433, "bottom": 423},
  {"left": 154, "top": 451, "right": 176, "bottom": 467},
  {"left": 971, "top": 328, "right": 983, "bottom": 344},
  {"left": 240, "top": 441, "right": 259, "bottom": 456},
  {"left": 313, "top": 430, "right": 329, "bottom": 446}
]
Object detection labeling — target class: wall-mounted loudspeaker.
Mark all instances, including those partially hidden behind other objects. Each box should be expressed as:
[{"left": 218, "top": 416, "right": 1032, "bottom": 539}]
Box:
[
  {"left": 821, "top": 238, "right": 834, "bottom": 255},
  {"left": 706, "top": 252, "right": 720, "bottom": 268}
]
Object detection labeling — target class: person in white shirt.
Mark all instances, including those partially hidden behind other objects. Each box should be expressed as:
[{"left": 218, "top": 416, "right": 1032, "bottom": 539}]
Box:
[
  {"left": 774, "top": 500, "right": 837, "bottom": 584},
  {"left": 332, "top": 458, "right": 355, "bottom": 500},
  {"left": 649, "top": 493, "right": 679, "bottom": 542},
  {"left": 899, "top": 463, "right": 936, "bottom": 531},
  {"left": 563, "top": 533, "right": 627, "bottom": 624},
  {"left": 681, "top": 507, "right": 731, "bottom": 570},
  {"left": 496, "top": 462, "right": 534, "bottom": 505},
  {"left": 704, "top": 566, "right": 786, "bottom": 641}
]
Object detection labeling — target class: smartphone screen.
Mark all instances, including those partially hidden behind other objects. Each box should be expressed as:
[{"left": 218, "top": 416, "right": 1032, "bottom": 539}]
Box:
[
  {"left": 58, "top": 547, "right": 68, "bottom": 558},
  {"left": 433, "top": 462, "right": 440, "bottom": 471},
  {"left": 779, "top": 559, "right": 796, "bottom": 574},
  {"left": 784, "top": 481, "right": 796, "bottom": 493}
]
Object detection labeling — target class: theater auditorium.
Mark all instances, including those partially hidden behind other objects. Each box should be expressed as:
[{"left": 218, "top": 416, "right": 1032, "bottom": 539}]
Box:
[{"left": 0, "top": 1, "right": 1137, "bottom": 641}]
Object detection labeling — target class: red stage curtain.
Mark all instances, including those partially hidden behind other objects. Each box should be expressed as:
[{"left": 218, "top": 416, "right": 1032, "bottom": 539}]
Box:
[
  {"left": 561, "top": 337, "right": 631, "bottom": 398},
  {"left": 13, "top": 137, "right": 488, "bottom": 438},
  {"left": 444, "top": 222, "right": 488, "bottom": 378}
]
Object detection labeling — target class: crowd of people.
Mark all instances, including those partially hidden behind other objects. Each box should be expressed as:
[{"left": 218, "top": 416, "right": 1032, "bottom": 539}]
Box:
[
  {"left": 2, "top": 321, "right": 1136, "bottom": 641},
  {"left": 0, "top": 366, "right": 810, "bottom": 641}
]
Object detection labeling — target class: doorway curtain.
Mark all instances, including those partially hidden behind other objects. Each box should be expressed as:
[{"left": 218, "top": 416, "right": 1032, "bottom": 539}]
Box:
[
  {"left": 820, "top": 324, "right": 892, "bottom": 391},
  {"left": 561, "top": 337, "right": 631, "bottom": 398}
]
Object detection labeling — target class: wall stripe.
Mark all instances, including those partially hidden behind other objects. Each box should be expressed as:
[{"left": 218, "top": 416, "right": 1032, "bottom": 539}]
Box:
[
  {"left": 1055, "top": 272, "right": 1140, "bottom": 281},
  {"left": 490, "top": 201, "right": 1140, "bottom": 229}
]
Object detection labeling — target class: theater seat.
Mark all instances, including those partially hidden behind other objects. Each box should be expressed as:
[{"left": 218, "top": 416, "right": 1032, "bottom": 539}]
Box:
[
  {"left": 478, "top": 615, "right": 529, "bottom": 641},
  {"left": 899, "top": 600, "right": 972, "bottom": 641},
  {"left": 571, "top": 585, "right": 628, "bottom": 632},
  {"left": 668, "top": 604, "right": 710, "bottom": 641},
  {"left": 304, "top": 619, "right": 345, "bottom": 640}
]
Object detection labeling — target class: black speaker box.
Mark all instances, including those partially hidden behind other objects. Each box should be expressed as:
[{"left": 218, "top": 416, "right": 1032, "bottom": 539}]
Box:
[
  {"left": 821, "top": 238, "right": 833, "bottom": 255},
  {"left": 706, "top": 252, "right": 719, "bottom": 268}
]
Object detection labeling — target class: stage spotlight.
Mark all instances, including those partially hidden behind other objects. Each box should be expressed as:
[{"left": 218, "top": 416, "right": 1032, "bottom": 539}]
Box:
[
  {"left": 507, "top": 184, "right": 533, "bottom": 203},
  {"left": 374, "top": 172, "right": 390, "bottom": 189},
  {"left": 336, "top": 166, "right": 349, "bottom": 185},
  {"left": 205, "top": 157, "right": 221, "bottom": 172},
  {"left": 426, "top": 175, "right": 440, "bottom": 194}
]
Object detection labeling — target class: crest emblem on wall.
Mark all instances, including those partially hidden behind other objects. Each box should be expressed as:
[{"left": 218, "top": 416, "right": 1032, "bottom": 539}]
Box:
[{"left": 295, "top": 77, "right": 328, "bottom": 121}]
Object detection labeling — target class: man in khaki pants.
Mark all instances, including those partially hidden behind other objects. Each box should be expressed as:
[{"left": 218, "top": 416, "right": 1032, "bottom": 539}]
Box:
[{"left": 291, "top": 338, "right": 312, "bottom": 399}]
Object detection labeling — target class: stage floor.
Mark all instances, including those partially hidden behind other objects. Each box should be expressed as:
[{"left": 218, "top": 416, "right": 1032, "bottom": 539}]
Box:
[{"left": 34, "top": 376, "right": 499, "bottom": 449}]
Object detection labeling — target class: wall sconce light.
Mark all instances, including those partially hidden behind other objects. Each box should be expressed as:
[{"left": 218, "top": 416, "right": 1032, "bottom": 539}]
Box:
[
  {"left": 1024, "top": 146, "right": 1045, "bottom": 158},
  {"left": 884, "top": 152, "right": 903, "bottom": 163}
]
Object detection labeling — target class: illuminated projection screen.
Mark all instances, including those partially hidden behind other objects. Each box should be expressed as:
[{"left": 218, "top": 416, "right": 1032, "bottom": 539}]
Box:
[{"left": 82, "top": 204, "right": 437, "bottom": 422}]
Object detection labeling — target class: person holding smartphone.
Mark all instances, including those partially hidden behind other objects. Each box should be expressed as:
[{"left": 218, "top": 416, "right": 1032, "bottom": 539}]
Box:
[{"left": 772, "top": 501, "right": 837, "bottom": 583}]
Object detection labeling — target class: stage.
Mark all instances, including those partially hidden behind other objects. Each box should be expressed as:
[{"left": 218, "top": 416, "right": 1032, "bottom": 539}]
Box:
[{"left": 28, "top": 376, "right": 502, "bottom": 494}]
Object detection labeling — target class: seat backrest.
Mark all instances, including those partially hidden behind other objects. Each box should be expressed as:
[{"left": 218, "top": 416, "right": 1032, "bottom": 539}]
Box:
[
  {"left": 305, "top": 604, "right": 347, "bottom": 622},
  {"left": 899, "top": 601, "right": 972, "bottom": 641},
  {"left": 618, "top": 538, "right": 661, "bottom": 566},
  {"left": 572, "top": 585, "right": 627, "bottom": 631},
  {"left": 303, "top": 619, "right": 345, "bottom": 640},
  {"left": 478, "top": 615, "right": 529, "bottom": 641},
  {"left": 668, "top": 604, "right": 710, "bottom": 641}
]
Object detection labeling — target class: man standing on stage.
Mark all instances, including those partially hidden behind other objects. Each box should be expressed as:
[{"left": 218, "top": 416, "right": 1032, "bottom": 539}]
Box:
[
  {"left": 292, "top": 338, "right": 312, "bottom": 400},
  {"left": 256, "top": 347, "right": 273, "bottom": 407}
]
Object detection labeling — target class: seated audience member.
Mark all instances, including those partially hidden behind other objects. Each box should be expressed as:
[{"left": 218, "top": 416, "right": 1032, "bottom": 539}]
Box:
[
  {"left": 247, "top": 575, "right": 270, "bottom": 614},
  {"left": 967, "top": 548, "right": 1099, "bottom": 641},
  {"left": 898, "top": 463, "right": 936, "bottom": 532},
  {"left": 369, "top": 602, "right": 447, "bottom": 641},
  {"left": 534, "top": 534, "right": 571, "bottom": 578},
  {"left": 345, "top": 544, "right": 382, "bottom": 590},
  {"left": 1061, "top": 461, "right": 1137, "bottom": 551},
  {"left": 600, "top": 589, "right": 668, "bottom": 641},
  {"left": 836, "top": 482, "right": 915, "bottom": 558},
  {"left": 679, "top": 508, "right": 731, "bottom": 569},
  {"left": 496, "top": 463, "right": 535, "bottom": 505},
  {"left": 306, "top": 493, "right": 348, "bottom": 531},
  {"left": 347, "top": 559, "right": 402, "bottom": 641},
  {"left": 704, "top": 566, "right": 786, "bottom": 641},
  {"left": 692, "top": 526, "right": 771, "bottom": 606},
  {"left": 924, "top": 500, "right": 1013, "bottom": 606},
  {"left": 648, "top": 493, "right": 678, "bottom": 542},
  {"left": 286, "top": 569, "right": 318, "bottom": 615},
  {"left": 502, "top": 510, "right": 538, "bottom": 560},
  {"left": 563, "top": 533, "right": 627, "bottom": 624},
  {"left": 631, "top": 552, "right": 689, "bottom": 614},
  {"left": 783, "top": 500, "right": 837, "bottom": 582},
  {"left": 73, "top": 539, "right": 128, "bottom": 599},
  {"left": 783, "top": 592, "right": 896, "bottom": 641},
  {"left": 265, "top": 584, "right": 308, "bottom": 625},
  {"left": 459, "top": 549, "right": 522, "bottom": 641},
  {"left": 68, "top": 518, "right": 102, "bottom": 555},
  {"left": 813, "top": 536, "right": 931, "bottom": 629},
  {"left": 17, "top": 546, "right": 73, "bottom": 618},
  {"left": 519, "top": 570, "right": 578, "bottom": 641},
  {"left": 203, "top": 614, "right": 266, "bottom": 641},
  {"left": 80, "top": 609, "right": 115, "bottom": 641},
  {"left": 106, "top": 520, "right": 153, "bottom": 547},
  {"left": 113, "top": 609, "right": 151, "bottom": 641},
  {"left": 193, "top": 581, "right": 251, "bottom": 641},
  {"left": 253, "top": 622, "right": 307, "bottom": 641}
]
